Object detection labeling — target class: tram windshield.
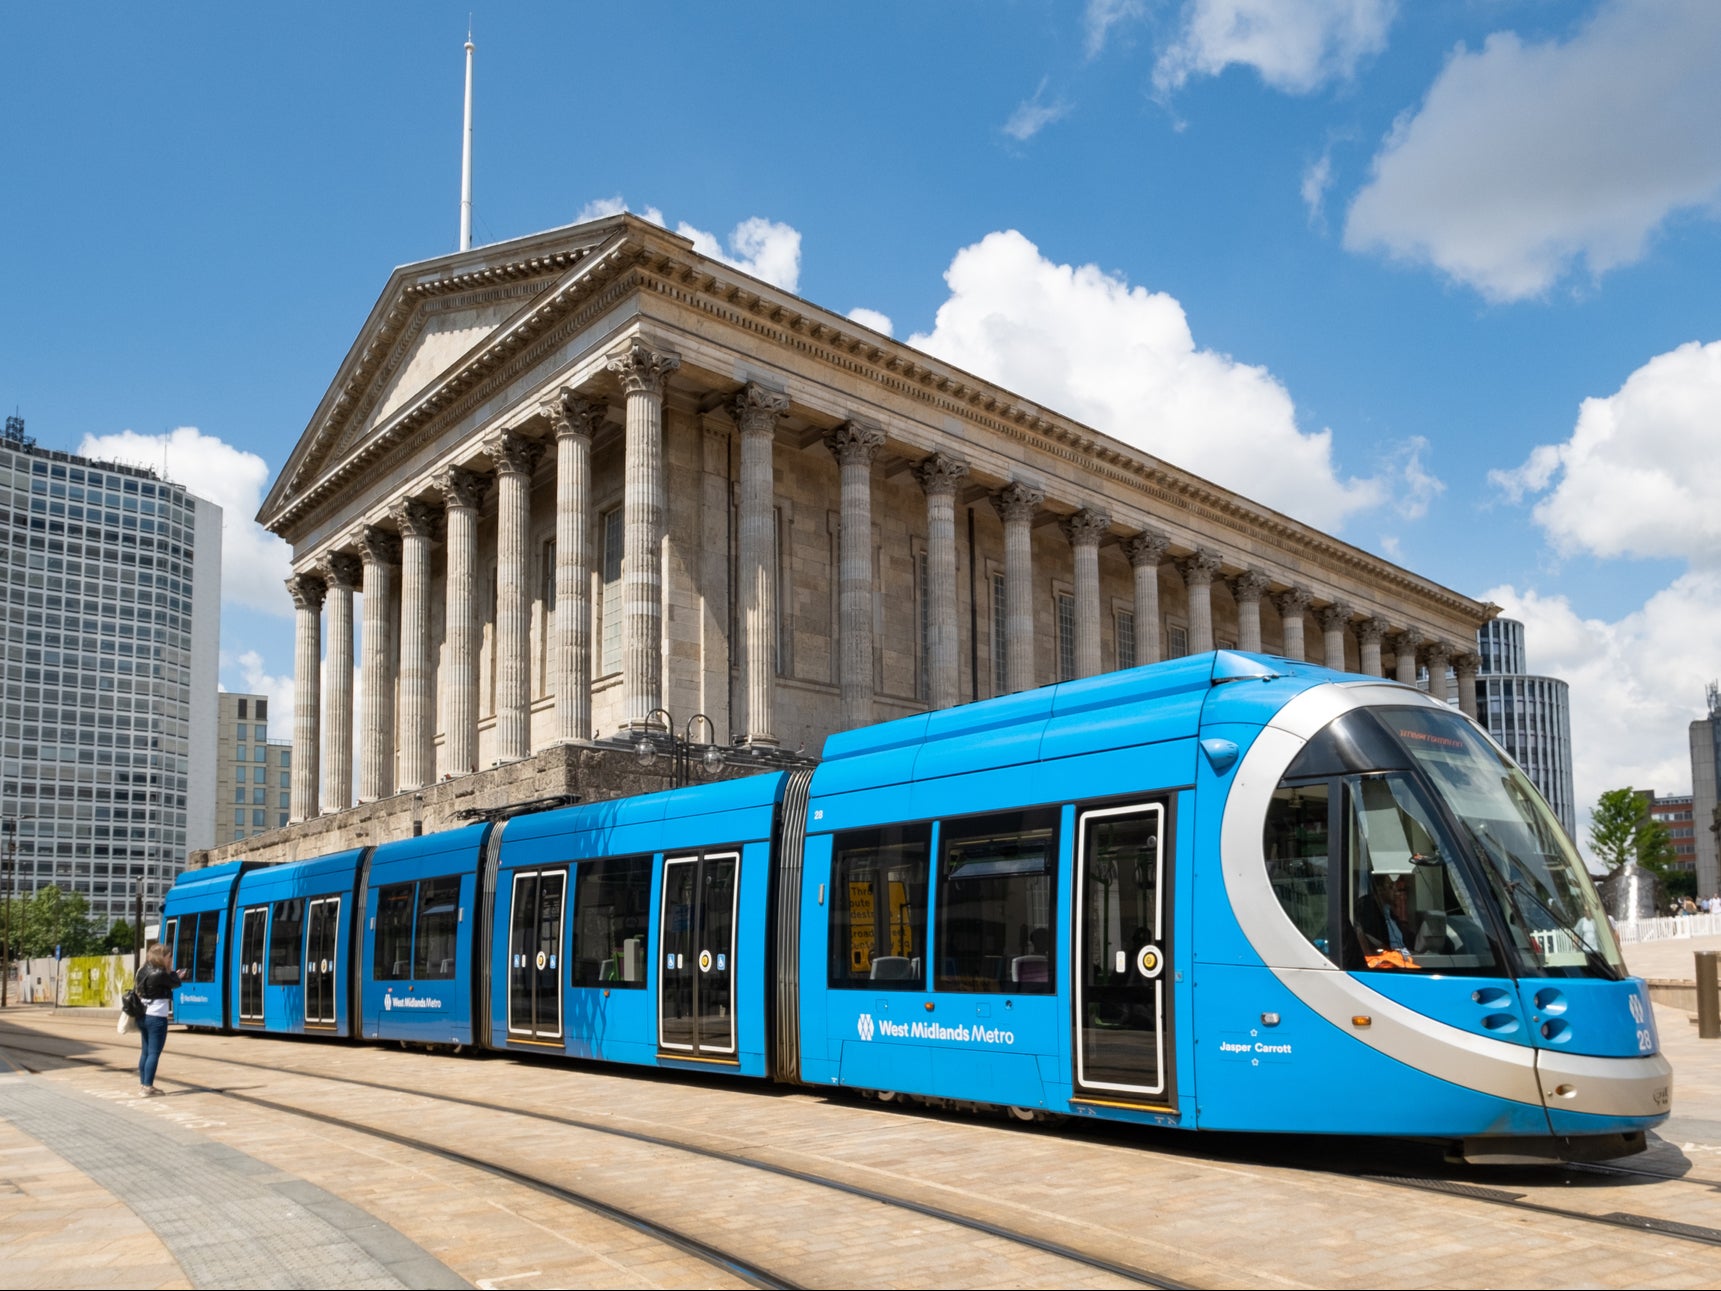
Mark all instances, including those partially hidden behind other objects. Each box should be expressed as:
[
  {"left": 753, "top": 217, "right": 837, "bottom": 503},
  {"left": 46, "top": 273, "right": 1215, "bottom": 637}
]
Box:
[
  {"left": 1264, "top": 704, "right": 1624, "bottom": 980},
  {"left": 1389, "top": 706, "right": 1625, "bottom": 979}
]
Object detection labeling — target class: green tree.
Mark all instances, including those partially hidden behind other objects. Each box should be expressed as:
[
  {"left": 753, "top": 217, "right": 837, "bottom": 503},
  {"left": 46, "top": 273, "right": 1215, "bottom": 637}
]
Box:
[
  {"left": 105, "top": 918, "right": 136, "bottom": 953},
  {"left": 11, "top": 887, "right": 101, "bottom": 959},
  {"left": 1588, "top": 787, "right": 1677, "bottom": 879}
]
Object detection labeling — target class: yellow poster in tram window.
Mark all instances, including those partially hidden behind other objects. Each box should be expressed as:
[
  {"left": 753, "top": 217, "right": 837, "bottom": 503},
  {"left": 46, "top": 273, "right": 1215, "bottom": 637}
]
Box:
[
  {"left": 848, "top": 880, "right": 876, "bottom": 971},
  {"left": 889, "top": 880, "right": 914, "bottom": 957}
]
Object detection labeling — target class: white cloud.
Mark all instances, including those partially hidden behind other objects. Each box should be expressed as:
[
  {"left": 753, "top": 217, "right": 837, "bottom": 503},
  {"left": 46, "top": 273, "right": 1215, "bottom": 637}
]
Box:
[
  {"left": 576, "top": 197, "right": 801, "bottom": 293},
  {"left": 908, "top": 229, "right": 1395, "bottom": 531},
  {"left": 1486, "top": 580, "right": 1720, "bottom": 835},
  {"left": 229, "top": 649, "right": 295, "bottom": 742},
  {"left": 846, "top": 307, "right": 894, "bottom": 337},
  {"left": 1490, "top": 340, "right": 1721, "bottom": 564},
  {"left": 77, "top": 426, "right": 291, "bottom": 616},
  {"left": 1154, "top": 0, "right": 1395, "bottom": 95},
  {"left": 1301, "top": 150, "right": 1333, "bottom": 227},
  {"left": 1084, "top": 0, "right": 1146, "bottom": 58},
  {"left": 1344, "top": 0, "right": 1721, "bottom": 302},
  {"left": 1004, "top": 79, "right": 1074, "bottom": 142}
]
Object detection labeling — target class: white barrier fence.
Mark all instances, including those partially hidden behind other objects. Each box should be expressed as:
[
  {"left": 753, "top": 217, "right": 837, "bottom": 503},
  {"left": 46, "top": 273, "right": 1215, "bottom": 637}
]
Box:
[{"left": 1612, "top": 912, "right": 1721, "bottom": 945}]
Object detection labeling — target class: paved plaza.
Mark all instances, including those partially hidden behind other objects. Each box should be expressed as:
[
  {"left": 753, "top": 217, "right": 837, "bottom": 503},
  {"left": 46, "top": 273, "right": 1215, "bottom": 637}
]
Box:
[{"left": 3, "top": 952, "right": 1721, "bottom": 1291}]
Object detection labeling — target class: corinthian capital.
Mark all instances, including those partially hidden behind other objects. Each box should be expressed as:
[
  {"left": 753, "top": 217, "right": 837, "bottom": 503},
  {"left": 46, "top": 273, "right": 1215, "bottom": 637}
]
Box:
[
  {"left": 992, "top": 481, "right": 1044, "bottom": 525},
  {"left": 825, "top": 419, "right": 885, "bottom": 467},
  {"left": 487, "top": 429, "right": 545, "bottom": 478},
  {"left": 322, "top": 551, "right": 362, "bottom": 592},
  {"left": 1356, "top": 616, "right": 1389, "bottom": 647},
  {"left": 1273, "top": 587, "right": 1313, "bottom": 618},
  {"left": 1123, "top": 528, "right": 1170, "bottom": 569},
  {"left": 436, "top": 466, "right": 492, "bottom": 512},
  {"left": 1316, "top": 601, "right": 1354, "bottom": 633},
  {"left": 1230, "top": 568, "right": 1272, "bottom": 604},
  {"left": 1395, "top": 627, "right": 1424, "bottom": 657},
  {"left": 1060, "top": 507, "right": 1111, "bottom": 547},
  {"left": 1178, "top": 548, "right": 1223, "bottom": 587},
  {"left": 389, "top": 497, "right": 442, "bottom": 542},
  {"left": 543, "top": 387, "right": 606, "bottom": 440},
  {"left": 287, "top": 571, "right": 327, "bottom": 611},
  {"left": 733, "top": 382, "right": 790, "bottom": 435},
  {"left": 358, "top": 526, "right": 401, "bottom": 568},
  {"left": 606, "top": 339, "right": 681, "bottom": 396},
  {"left": 914, "top": 451, "right": 970, "bottom": 497}
]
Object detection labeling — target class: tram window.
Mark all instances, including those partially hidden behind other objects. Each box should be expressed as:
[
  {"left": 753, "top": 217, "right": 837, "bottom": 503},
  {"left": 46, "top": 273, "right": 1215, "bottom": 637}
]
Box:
[
  {"left": 374, "top": 883, "right": 416, "bottom": 981},
  {"left": 936, "top": 808, "right": 1058, "bottom": 994},
  {"left": 1263, "top": 783, "right": 1332, "bottom": 957},
  {"left": 1343, "top": 774, "right": 1498, "bottom": 975},
  {"left": 571, "top": 856, "right": 651, "bottom": 987},
  {"left": 414, "top": 877, "right": 461, "bottom": 980},
  {"left": 165, "top": 917, "right": 183, "bottom": 972},
  {"left": 269, "top": 899, "right": 304, "bottom": 984},
  {"left": 195, "top": 914, "right": 219, "bottom": 982},
  {"left": 828, "top": 823, "right": 931, "bottom": 990}
]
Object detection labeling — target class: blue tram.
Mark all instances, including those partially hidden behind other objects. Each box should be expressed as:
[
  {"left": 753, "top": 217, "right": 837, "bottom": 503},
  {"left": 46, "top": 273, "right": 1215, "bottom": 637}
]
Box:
[{"left": 161, "top": 652, "right": 1671, "bottom": 1161}]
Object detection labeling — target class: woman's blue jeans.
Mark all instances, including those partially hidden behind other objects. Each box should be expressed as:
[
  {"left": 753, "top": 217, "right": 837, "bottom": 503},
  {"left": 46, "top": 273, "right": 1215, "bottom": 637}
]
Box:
[{"left": 138, "top": 1015, "right": 168, "bottom": 1087}]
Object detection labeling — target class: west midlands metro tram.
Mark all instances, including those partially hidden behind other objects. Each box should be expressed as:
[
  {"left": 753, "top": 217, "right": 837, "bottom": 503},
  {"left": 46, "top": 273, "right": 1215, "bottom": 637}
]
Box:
[{"left": 160, "top": 652, "right": 1671, "bottom": 1161}]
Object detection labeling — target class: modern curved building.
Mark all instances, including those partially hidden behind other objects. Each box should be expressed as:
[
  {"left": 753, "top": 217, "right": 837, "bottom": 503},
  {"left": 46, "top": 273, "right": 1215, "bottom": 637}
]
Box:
[{"left": 1475, "top": 617, "right": 1576, "bottom": 837}]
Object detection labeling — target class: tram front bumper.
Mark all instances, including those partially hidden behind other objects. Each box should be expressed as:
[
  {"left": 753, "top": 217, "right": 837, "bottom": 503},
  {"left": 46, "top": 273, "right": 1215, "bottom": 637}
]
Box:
[{"left": 1536, "top": 1048, "right": 1673, "bottom": 1122}]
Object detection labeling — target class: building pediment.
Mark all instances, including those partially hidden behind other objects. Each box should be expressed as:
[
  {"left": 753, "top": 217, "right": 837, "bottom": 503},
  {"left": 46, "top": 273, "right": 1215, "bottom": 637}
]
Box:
[{"left": 260, "top": 215, "right": 652, "bottom": 534}]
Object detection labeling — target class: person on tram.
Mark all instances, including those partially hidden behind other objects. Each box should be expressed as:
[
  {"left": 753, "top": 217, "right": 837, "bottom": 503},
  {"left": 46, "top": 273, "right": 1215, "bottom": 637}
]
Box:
[{"left": 1355, "top": 873, "right": 1419, "bottom": 970}]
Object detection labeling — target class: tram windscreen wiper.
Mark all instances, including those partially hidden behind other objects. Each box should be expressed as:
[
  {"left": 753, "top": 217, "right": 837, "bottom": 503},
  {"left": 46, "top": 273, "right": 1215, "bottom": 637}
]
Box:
[{"left": 1462, "top": 822, "right": 1620, "bottom": 981}]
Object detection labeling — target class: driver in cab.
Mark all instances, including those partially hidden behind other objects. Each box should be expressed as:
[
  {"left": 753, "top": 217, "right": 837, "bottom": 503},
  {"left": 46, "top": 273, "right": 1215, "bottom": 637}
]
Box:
[{"left": 1357, "top": 872, "right": 1420, "bottom": 971}]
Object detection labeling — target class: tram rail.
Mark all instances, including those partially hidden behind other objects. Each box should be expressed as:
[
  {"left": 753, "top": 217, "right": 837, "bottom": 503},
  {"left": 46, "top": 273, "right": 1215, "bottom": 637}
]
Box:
[{"left": 0, "top": 1017, "right": 1190, "bottom": 1291}]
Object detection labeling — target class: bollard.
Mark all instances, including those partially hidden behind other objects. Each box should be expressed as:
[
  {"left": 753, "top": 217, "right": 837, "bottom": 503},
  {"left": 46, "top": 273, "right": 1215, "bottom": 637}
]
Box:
[{"left": 1697, "top": 951, "right": 1721, "bottom": 1040}]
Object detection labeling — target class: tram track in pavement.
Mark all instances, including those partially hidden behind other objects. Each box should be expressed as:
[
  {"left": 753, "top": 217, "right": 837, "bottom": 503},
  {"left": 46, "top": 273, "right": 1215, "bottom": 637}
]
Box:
[
  {"left": 0, "top": 1018, "right": 1190, "bottom": 1291},
  {"left": 11, "top": 1012, "right": 1719, "bottom": 1279}
]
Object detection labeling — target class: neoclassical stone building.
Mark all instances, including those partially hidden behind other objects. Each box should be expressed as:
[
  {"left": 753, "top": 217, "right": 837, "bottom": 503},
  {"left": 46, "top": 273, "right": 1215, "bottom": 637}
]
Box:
[{"left": 225, "top": 213, "right": 1491, "bottom": 861}]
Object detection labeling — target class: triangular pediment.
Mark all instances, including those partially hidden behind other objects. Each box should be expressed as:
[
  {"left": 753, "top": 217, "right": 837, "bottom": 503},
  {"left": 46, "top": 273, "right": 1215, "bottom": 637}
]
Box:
[{"left": 262, "top": 216, "right": 642, "bottom": 529}]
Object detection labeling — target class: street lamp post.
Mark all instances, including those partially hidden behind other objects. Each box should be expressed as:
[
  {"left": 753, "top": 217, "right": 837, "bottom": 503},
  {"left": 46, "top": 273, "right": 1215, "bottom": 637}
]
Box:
[
  {"left": 2, "top": 818, "right": 18, "bottom": 1008},
  {"left": 631, "top": 709, "right": 723, "bottom": 789}
]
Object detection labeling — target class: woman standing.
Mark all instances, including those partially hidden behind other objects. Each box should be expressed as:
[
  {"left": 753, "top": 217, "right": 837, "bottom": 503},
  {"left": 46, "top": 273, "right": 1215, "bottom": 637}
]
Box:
[{"left": 135, "top": 942, "right": 184, "bottom": 1096}]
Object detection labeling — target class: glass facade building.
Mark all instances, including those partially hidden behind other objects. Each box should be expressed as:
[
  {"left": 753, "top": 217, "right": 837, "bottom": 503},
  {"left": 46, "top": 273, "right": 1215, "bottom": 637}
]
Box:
[
  {"left": 1474, "top": 617, "right": 1576, "bottom": 838},
  {"left": 214, "top": 692, "right": 291, "bottom": 846},
  {"left": 1, "top": 431, "right": 220, "bottom": 931}
]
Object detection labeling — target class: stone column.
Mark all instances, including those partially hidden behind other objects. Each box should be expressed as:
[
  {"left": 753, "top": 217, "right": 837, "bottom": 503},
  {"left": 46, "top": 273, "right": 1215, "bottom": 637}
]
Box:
[
  {"left": 489, "top": 429, "right": 544, "bottom": 763},
  {"left": 1273, "top": 588, "right": 1312, "bottom": 660},
  {"left": 1124, "top": 529, "right": 1169, "bottom": 666},
  {"left": 1062, "top": 508, "right": 1110, "bottom": 678},
  {"left": 547, "top": 390, "right": 603, "bottom": 744},
  {"left": 1179, "top": 549, "right": 1223, "bottom": 654},
  {"left": 1357, "top": 617, "right": 1388, "bottom": 678},
  {"left": 358, "top": 527, "right": 400, "bottom": 801},
  {"left": 321, "top": 552, "right": 360, "bottom": 812},
  {"left": 1454, "top": 652, "right": 1480, "bottom": 718},
  {"left": 1317, "top": 602, "right": 1352, "bottom": 672},
  {"left": 827, "top": 420, "right": 886, "bottom": 729},
  {"left": 915, "top": 451, "right": 969, "bottom": 707},
  {"left": 287, "top": 572, "right": 325, "bottom": 822},
  {"left": 993, "top": 483, "right": 1044, "bottom": 693},
  {"left": 1230, "top": 569, "right": 1271, "bottom": 654},
  {"left": 1395, "top": 628, "right": 1424, "bottom": 686},
  {"left": 606, "top": 340, "right": 681, "bottom": 729},
  {"left": 1424, "top": 640, "right": 1453, "bottom": 704},
  {"left": 438, "top": 466, "right": 491, "bottom": 776},
  {"left": 735, "top": 383, "right": 789, "bottom": 743},
  {"left": 390, "top": 498, "right": 439, "bottom": 790}
]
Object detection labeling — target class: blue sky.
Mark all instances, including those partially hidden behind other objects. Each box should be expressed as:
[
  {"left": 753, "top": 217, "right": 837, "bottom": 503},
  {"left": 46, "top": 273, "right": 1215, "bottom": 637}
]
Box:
[{"left": 4, "top": 2, "right": 1719, "bottom": 829}]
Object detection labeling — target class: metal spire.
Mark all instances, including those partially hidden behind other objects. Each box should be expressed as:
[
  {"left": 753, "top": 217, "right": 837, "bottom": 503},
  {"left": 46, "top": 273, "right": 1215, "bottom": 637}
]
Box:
[{"left": 459, "top": 24, "right": 475, "bottom": 252}]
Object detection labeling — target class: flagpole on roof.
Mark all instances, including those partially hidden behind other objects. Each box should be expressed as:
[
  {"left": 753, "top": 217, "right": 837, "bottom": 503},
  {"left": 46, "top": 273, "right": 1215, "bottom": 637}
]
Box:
[{"left": 459, "top": 23, "right": 475, "bottom": 252}]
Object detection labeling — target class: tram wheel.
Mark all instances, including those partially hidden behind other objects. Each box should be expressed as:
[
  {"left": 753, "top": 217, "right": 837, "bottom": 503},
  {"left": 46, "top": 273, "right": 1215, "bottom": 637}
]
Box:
[{"left": 1007, "top": 1105, "right": 1039, "bottom": 1123}]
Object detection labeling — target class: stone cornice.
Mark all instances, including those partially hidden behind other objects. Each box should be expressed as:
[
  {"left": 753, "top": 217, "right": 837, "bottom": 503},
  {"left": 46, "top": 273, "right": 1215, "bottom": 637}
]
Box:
[{"left": 263, "top": 213, "right": 1490, "bottom": 628}]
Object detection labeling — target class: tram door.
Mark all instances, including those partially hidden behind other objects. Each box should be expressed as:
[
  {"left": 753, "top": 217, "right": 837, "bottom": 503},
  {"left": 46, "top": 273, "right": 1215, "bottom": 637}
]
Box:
[
  {"left": 507, "top": 870, "right": 565, "bottom": 1040},
  {"left": 238, "top": 906, "right": 267, "bottom": 1024},
  {"left": 1073, "top": 803, "right": 1172, "bottom": 1105},
  {"left": 657, "top": 852, "right": 739, "bottom": 1058},
  {"left": 303, "top": 896, "right": 340, "bottom": 1028}
]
